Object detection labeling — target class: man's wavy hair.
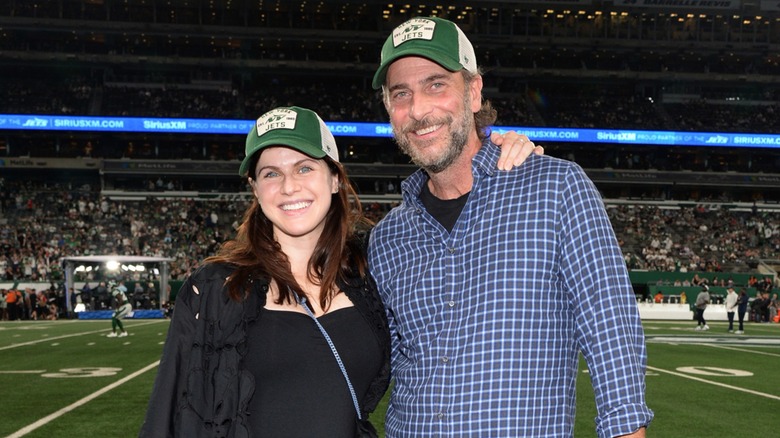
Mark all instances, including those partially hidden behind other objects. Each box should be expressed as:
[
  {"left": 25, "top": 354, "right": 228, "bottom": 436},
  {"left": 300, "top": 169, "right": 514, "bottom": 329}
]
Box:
[{"left": 463, "top": 69, "right": 497, "bottom": 142}]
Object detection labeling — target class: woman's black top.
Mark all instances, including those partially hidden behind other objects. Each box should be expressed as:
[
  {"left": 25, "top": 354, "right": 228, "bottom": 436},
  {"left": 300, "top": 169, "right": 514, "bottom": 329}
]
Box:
[{"left": 244, "top": 307, "right": 383, "bottom": 437}]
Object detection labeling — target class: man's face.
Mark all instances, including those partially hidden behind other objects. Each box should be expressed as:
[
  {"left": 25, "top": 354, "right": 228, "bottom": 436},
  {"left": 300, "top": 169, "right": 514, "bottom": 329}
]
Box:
[{"left": 383, "top": 56, "right": 481, "bottom": 174}]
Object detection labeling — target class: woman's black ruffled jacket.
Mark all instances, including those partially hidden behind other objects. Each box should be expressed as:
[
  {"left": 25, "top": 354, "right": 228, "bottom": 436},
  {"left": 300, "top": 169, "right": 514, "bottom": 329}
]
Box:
[{"left": 138, "top": 262, "right": 391, "bottom": 438}]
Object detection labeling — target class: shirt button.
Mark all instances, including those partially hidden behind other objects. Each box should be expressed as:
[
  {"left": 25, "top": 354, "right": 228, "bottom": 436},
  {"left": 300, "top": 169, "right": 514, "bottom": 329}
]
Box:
[
  {"left": 448, "top": 301, "right": 455, "bottom": 307},
  {"left": 441, "top": 356, "right": 449, "bottom": 363},
  {"left": 437, "top": 412, "right": 445, "bottom": 419},
  {"left": 448, "top": 247, "right": 456, "bottom": 254}
]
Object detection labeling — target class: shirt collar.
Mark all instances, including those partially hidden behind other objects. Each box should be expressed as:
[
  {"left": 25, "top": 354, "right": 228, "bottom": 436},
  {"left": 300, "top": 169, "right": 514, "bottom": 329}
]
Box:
[{"left": 400, "top": 137, "right": 498, "bottom": 201}]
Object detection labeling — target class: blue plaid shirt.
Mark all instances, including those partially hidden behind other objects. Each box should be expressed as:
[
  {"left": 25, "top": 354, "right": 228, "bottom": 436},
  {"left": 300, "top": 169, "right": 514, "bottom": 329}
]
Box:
[{"left": 368, "top": 141, "right": 653, "bottom": 437}]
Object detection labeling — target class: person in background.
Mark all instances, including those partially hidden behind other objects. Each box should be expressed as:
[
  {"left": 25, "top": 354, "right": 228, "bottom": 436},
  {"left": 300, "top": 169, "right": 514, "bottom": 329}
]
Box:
[
  {"left": 132, "top": 281, "right": 146, "bottom": 309},
  {"left": 654, "top": 291, "right": 664, "bottom": 303},
  {"left": 694, "top": 284, "right": 711, "bottom": 331},
  {"left": 27, "top": 288, "right": 37, "bottom": 320},
  {"left": 6, "top": 287, "right": 20, "bottom": 320},
  {"left": 107, "top": 280, "right": 132, "bottom": 338},
  {"left": 725, "top": 285, "right": 738, "bottom": 333},
  {"left": 736, "top": 288, "right": 749, "bottom": 334},
  {"left": 769, "top": 292, "right": 779, "bottom": 322},
  {"left": 368, "top": 16, "right": 652, "bottom": 438},
  {"left": 758, "top": 292, "right": 771, "bottom": 322},
  {"left": 32, "top": 290, "right": 48, "bottom": 320},
  {"left": 759, "top": 276, "right": 773, "bottom": 295},
  {"left": 94, "top": 281, "right": 109, "bottom": 310},
  {"left": 81, "top": 281, "right": 94, "bottom": 310},
  {"left": 46, "top": 299, "right": 59, "bottom": 320},
  {"left": 0, "top": 289, "right": 7, "bottom": 321},
  {"left": 750, "top": 291, "right": 764, "bottom": 322}
]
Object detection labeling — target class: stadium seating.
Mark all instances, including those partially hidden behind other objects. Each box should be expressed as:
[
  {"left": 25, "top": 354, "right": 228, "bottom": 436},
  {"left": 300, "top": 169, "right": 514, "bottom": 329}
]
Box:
[{"left": 1, "top": 1, "right": 778, "bottom": 312}]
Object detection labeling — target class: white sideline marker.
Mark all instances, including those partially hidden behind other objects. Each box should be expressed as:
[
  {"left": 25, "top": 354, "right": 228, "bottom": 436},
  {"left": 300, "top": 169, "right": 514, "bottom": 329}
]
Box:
[{"left": 6, "top": 360, "right": 161, "bottom": 438}]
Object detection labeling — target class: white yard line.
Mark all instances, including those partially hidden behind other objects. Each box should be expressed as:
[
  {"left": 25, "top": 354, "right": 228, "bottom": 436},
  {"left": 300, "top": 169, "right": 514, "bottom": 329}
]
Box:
[
  {"left": 647, "top": 365, "right": 780, "bottom": 401},
  {"left": 0, "top": 320, "right": 165, "bottom": 351},
  {"left": 5, "top": 360, "right": 161, "bottom": 438},
  {"left": 699, "top": 342, "right": 780, "bottom": 358}
]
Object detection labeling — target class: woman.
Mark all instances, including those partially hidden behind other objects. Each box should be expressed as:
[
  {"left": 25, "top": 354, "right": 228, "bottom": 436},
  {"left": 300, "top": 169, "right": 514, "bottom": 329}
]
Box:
[{"left": 139, "top": 107, "right": 390, "bottom": 437}]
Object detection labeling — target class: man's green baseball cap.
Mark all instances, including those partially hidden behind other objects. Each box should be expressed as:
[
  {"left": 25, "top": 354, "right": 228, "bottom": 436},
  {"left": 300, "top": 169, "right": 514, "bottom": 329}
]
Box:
[
  {"left": 239, "top": 106, "right": 339, "bottom": 177},
  {"left": 372, "top": 16, "right": 478, "bottom": 90}
]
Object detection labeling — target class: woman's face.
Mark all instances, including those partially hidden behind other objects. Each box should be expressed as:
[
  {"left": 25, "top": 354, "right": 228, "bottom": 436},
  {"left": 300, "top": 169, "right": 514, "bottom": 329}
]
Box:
[{"left": 250, "top": 146, "right": 338, "bottom": 244}]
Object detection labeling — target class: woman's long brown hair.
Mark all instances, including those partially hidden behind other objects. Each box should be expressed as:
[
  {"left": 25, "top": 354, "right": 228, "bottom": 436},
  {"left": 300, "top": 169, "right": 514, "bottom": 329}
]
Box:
[{"left": 205, "top": 155, "right": 371, "bottom": 310}]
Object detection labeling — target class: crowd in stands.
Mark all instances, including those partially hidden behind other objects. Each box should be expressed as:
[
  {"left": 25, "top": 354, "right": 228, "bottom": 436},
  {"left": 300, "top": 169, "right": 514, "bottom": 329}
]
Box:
[
  {"left": 2, "top": 1, "right": 779, "bottom": 319},
  {"left": 96, "top": 79, "right": 384, "bottom": 122},
  {"left": 3, "top": 70, "right": 779, "bottom": 134},
  {"left": 4, "top": 1, "right": 780, "bottom": 71},
  {"left": 3, "top": 1, "right": 779, "bottom": 140},
  {"left": 610, "top": 204, "right": 779, "bottom": 273},
  {"left": 1, "top": 179, "right": 778, "bottom": 287},
  {"left": 0, "top": 179, "right": 239, "bottom": 284},
  {"left": 3, "top": 71, "right": 780, "bottom": 179}
]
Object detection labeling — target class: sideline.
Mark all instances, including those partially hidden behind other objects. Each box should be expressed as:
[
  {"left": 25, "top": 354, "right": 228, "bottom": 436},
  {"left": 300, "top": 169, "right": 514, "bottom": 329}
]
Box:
[
  {"left": 646, "top": 365, "right": 780, "bottom": 401},
  {"left": 645, "top": 335, "right": 780, "bottom": 347},
  {"left": 0, "top": 320, "right": 166, "bottom": 351},
  {"left": 4, "top": 360, "right": 161, "bottom": 438}
]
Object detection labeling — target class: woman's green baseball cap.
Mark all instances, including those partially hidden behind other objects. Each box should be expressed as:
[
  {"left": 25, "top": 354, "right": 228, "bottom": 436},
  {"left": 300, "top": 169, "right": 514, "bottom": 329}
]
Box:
[
  {"left": 239, "top": 106, "right": 339, "bottom": 177},
  {"left": 372, "top": 16, "right": 477, "bottom": 89}
]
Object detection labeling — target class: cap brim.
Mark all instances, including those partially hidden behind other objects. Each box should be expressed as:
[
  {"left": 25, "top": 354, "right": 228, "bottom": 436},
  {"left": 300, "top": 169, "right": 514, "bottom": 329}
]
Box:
[
  {"left": 372, "top": 48, "right": 465, "bottom": 89},
  {"left": 239, "top": 136, "right": 327, "bottom": 177}
]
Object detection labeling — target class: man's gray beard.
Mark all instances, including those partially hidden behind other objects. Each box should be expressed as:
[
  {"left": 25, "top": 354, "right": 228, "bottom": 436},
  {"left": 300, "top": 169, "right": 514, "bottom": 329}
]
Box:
[{"left": 393, "top": 100, "right": 474, "bottom": 174}]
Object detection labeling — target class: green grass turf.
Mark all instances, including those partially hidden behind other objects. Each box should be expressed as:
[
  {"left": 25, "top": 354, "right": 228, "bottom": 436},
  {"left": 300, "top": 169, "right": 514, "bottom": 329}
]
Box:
[{"left": 1, "top": 319, "right": 778, "bottom": 437}]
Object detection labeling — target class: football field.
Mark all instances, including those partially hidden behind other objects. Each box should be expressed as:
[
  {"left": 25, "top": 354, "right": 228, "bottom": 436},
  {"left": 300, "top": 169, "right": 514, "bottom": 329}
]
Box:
[{"left": 1, "top": 319, "right": 779, "bottom": 437}]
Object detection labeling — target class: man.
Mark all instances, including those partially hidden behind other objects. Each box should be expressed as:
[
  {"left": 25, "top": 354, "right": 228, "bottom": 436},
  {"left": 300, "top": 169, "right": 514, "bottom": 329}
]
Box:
[
  {"left": 107, "top": 281, "right": 132, "bottom": 338},
  {"left": 750, "top": 290, "right": 764, "bottom": 322},
  {"left": 5, "top": 287, "right": 19, "bottom": 320},
  {"left": 94, "top": 281, "right": 109, "bottom": 310},
  {"left": 694, "top": 284, "right": 711, "bottom": 331},
  {"left": 725, "top": 285, "right": 738, "bottom": 333},
  {"left": 368, "top": 17, "right": 653, "bottom": 437},
  {"left": 735, "top": 288, "right": 749, "bottom": 334}
]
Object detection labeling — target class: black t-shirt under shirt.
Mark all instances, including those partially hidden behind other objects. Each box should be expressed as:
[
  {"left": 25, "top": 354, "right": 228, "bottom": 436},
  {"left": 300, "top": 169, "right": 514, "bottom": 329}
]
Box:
[{"left": 419, "top": 180, "right": 470, "bottom": 233}]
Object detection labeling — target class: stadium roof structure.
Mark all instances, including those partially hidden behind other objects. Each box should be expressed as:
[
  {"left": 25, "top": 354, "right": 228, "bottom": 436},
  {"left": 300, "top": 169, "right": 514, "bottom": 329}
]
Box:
[{"left": 62, "top": 255, "right": 174, "bottom": 312}]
